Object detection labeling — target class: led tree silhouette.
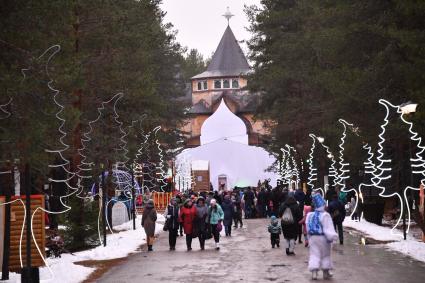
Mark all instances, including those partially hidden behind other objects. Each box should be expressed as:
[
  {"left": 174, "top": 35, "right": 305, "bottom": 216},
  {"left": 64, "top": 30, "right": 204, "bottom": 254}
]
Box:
[
  {"left": 316, "top": 138, "right": 338, "bottom": 191},
  {"left": 357, "top": 143, "right": 379, "bottom": 221},
  {"left": 307, "top": 134, "right": 322, "bottom": 195},
  {"left": 336, "top": 119, "right": 364, "bottom": 217},
  {"left": 372, "top": 99, "right": 425, "bottom": 237},
  {"left": 280, "top": 145, "right": 300, "bottom": 188}
]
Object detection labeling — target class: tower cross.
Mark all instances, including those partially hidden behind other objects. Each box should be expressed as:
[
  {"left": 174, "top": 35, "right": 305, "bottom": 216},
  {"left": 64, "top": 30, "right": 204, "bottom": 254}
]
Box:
[{"left": 223, "top": 7, "right": 234, "bottom": 25}]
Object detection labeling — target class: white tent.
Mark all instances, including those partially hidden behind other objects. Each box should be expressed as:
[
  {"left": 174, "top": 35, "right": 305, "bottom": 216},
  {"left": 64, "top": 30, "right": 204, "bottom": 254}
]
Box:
[
  {"left": 178, "top": 99, "right": 278, "bottom": 190},
  {"left": 178, "top": 138, "right": 278, "bottom": 190}
]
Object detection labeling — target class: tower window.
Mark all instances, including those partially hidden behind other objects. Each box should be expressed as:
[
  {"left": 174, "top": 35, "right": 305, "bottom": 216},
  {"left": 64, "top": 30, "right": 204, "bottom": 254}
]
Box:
[
  {"left": 232, "top": 79, "right": 239, "bottom": 88},
  {"left": 214, "top": 80, "right": 222, "bottom": 89},
  {"left": 197, "top": 80, "right": 208, "bottom": 91},
  {"left": 223, "top": 79, "right": 230, "bottom": 88}
]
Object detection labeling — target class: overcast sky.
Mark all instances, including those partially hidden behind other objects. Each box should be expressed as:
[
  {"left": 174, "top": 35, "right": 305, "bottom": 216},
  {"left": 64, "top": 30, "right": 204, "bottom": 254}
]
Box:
[{"left": 160, "top": 0, "right": 262, "bottom": 59}]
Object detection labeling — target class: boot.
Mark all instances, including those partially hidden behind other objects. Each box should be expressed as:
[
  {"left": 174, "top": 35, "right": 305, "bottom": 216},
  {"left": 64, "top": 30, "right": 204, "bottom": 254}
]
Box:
[
  {"left": 311, "top": 270, "right": 319, "bottom": 280},
  {"left": 148, "top": 245, "right": 153, "bottom": 252},
  {"left": 285, "top": 248, "right": 289, "bottom": 255},
  {"left": 276, "top": 241, "right": 280, "bottom": 248},
  {"left": 323, "top": 270, "right": 333, "bottom": 280},
  {"left": 215, "top": 242, "right": 220, "bottom": 250}
]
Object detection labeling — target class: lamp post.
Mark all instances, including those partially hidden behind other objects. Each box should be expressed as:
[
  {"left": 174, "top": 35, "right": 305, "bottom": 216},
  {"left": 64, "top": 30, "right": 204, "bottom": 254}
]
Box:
[{"left": 400, "top": 101, "right": 418, "bottom": 240}]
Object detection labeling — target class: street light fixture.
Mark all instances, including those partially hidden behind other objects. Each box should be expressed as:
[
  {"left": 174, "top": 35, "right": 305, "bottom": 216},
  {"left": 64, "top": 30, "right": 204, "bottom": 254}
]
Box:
[{"left": 400, "top": 101, "right": 418, "bottom": 115}]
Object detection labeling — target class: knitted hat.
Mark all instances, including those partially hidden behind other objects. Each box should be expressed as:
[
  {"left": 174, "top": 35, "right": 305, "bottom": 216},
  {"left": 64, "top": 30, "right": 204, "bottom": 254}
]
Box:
[
  {"left": 210, "top": 199, "right": 217, "bottom": 205},
  {"left": 312, "top": 193, "right": 326, "bottom": 209},
  {"left": 271, "top": 215, "right": 277, "bottom": 221}
]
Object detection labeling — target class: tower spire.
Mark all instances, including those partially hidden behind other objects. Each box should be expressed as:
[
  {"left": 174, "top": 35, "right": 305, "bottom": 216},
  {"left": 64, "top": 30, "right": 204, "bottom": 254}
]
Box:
[{"left": 222, "top": 6, "right": 234, "bottom": 25}]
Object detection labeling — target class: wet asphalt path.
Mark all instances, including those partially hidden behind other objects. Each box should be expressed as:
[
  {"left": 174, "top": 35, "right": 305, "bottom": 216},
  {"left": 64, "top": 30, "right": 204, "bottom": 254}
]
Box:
[{"left": 98, "top": 218, "right": 425, "bottom": 283}]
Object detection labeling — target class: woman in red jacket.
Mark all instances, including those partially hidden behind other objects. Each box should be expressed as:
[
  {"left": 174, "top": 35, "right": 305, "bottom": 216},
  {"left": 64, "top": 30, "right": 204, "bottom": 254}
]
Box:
[{"left": 179, "top": 199, "right": 197, "bottom": 251}]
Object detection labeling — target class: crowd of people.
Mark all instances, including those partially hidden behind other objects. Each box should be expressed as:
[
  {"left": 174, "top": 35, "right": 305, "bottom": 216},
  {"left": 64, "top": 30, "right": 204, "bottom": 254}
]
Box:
[{"left": 141, "top": 180, "right": 353, "bottom": 280}]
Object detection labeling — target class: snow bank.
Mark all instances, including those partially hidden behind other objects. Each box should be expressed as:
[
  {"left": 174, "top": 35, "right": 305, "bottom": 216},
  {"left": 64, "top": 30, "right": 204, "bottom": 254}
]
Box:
[
  {"left": 0, "top": 215, "right": 164, "bottom": 283},
  {"left": 344, "top": 218, "right": 401, "bottom": 242},
  {"left": 345, "top": 218, "right": 425, "bottom": 263}
]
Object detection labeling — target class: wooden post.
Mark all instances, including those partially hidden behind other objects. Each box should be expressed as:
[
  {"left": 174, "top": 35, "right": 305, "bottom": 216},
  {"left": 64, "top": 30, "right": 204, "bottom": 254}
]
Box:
[
  {"left": 21, "top": 164, "right": 39, "bottom": 282},
  {"left": 1, "top": 165, "right": 12, "bottom": 280},
  {"left": 101, "top": 168, "right": 107, "bottom": 247},
  {"left": 131, "top": 165, "right": 136, "bottom": 230}
]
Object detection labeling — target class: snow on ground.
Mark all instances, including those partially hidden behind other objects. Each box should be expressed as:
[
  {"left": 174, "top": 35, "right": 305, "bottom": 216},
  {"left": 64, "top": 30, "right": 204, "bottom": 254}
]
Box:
[
  {"left": 0, "top": 215, "right": 164, "bottom": 283},
  {"left": 345, "top": 218, "right": 425, "bottom": 263}
]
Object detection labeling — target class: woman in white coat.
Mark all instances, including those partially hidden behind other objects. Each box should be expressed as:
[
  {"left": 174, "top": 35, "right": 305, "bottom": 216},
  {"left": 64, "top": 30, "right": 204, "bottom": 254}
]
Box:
[{"left": 306, "top": 193, "right": 338, "bottom": 280}]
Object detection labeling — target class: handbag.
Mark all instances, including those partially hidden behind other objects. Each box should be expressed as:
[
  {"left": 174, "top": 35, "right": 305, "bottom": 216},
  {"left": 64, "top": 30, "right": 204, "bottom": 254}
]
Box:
[
  {"left": 163, "top": 218, "right": 170, "bottom": 231},
  {"left": 217, "top": 221, "right": 223, "bottom": 232}
]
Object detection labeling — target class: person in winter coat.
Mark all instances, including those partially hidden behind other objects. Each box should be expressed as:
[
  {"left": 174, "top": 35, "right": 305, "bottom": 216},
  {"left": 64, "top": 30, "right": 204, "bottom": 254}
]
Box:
[
  {"left": 306, "top": 194, "right": 338, "bottom": 280},
  {"left": 175, "top": 195, "right": 184, "bottom": 236},
  {"left": 207, "top": 199, "right": 224, "bottom": 250},
  {"left": 325, "top": 187, "right": 337, "bottom": 203},
  {"left": 278, "top": 196, "right": 302, "bottom": 255},
  {"left": 243, "top": 188, "right": 255, "bottom": 218},
  {"left": 179, "top": 199, "right": 197, "bottom": 251},
  {"left": 327, "top": 194, "right": 346, "bottom": 245},
  {"left": 221, "top": 194, "right": 234, "bottom": 236},
  {"left": 213, "top": 191, "right": 222, "bottom": 205},
  {"left": 163, "top": 198, "right": 180, "bottom": 250},
  {"left": 232, "top": 193, "right": 243, "bottom": 228},
  {"left": 194, "top": 197, "right": 208, "bottom": 250},
  {"left": 294, "top": 187, "right": 306, "bottom": 244},
  {"left": 265, "top": 188, "right": 272, "bottom": 217},
  {"left": 257, "top": 188, "right": 267, "bottom": 218},
  {"left": 299, "top": 205, "right": 312, "bottom": 247},
  {"left": 268, "top": 215, "right": 282, "bottom": 248},
  {"left": 142, "top": 199, "right": 157, "bottom": 252}
]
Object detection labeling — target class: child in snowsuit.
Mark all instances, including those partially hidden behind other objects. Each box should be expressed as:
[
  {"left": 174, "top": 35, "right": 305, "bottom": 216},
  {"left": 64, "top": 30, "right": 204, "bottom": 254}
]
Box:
[
  {"left": 268, "top": 215, "right": 282, "bottom": 248},
  {"left": 306, "top": 194, "right": 338, "bottom": 280}
]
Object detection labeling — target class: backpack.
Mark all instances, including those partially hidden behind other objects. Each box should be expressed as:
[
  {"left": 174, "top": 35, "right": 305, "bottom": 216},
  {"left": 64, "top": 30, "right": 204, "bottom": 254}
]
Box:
[
  {"left": 281, "top": 207, "right": 294, "bottom": 225},
  {"left": 308, "top": 212, "right": 324, "bottom": 236}
]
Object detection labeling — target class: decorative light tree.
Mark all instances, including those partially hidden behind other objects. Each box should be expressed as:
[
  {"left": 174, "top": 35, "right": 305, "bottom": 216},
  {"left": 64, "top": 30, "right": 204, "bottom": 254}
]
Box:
[
  {"left": 335, "top": 119, "right": 364, "bottom": 218},
  {"left": 307, "top": 134, "right": 322, "bottom": 195},
  {"left": 372, "top": 99, "right": 424, "bottom": 238},
  {"left": 315, "top": 137, "right": 338, "bottom": 191},
  {"left": 357, "top": 143, "right": 383, "bottom": 223}
]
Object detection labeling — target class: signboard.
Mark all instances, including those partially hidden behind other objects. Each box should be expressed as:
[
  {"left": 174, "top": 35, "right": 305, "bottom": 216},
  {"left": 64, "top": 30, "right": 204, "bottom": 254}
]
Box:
[{"left": 111, "top": 202, "right": 129, "bottom": 227}]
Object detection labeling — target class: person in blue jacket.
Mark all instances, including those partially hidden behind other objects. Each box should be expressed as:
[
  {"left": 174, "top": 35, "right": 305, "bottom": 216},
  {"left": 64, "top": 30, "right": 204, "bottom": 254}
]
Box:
[{"left": 207, "top": 199, "right": 224, "bottom": 250}]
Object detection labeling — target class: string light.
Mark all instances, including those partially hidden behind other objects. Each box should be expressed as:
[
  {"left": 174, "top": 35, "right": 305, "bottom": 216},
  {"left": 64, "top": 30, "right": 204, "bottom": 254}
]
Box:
[
  {"left": 308, "top": 134, "right": 323, "bottom": 195},
  {"left": 358, "top": 143, "right": 377, "bottom": 220},
  {"left": 153, "top": 126, "right": 167, "bottom": 192},
  {"left": 335, "top": 119, "right": 364, "bottom": 218},
  {"left": 372, "top": 99, "right": 424, "bottom": 236},
  {"left": 315, "top": 138, "right": 338, "bottom": 189}
]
